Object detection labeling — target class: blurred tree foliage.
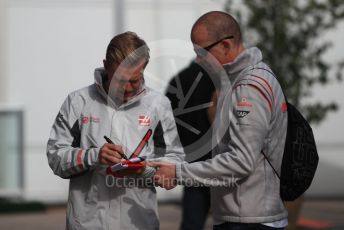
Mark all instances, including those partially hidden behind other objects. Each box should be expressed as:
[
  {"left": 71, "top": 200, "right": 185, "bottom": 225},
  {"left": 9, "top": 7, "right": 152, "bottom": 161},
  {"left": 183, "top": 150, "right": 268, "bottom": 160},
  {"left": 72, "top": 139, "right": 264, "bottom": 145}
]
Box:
[{"left": 225, "top": 0, "right": 344, "bottom": 124}]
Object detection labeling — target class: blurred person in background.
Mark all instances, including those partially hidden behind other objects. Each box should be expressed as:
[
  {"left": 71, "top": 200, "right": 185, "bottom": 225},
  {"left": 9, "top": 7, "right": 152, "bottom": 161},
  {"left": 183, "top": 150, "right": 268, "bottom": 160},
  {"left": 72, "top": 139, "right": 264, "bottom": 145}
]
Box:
[
  {"left": 46, "top": 31, "right": 184, "bottom": 230},
  {"left": 166, "top": 61, "right": 219, "bottom": 230}
]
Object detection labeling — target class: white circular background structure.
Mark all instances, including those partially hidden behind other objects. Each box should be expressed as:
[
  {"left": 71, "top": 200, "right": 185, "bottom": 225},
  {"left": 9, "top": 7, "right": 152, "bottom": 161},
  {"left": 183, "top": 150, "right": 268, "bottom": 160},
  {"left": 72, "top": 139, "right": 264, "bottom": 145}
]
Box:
[{"left": 144, "top": 39, "right": 232, "bottom": 162}]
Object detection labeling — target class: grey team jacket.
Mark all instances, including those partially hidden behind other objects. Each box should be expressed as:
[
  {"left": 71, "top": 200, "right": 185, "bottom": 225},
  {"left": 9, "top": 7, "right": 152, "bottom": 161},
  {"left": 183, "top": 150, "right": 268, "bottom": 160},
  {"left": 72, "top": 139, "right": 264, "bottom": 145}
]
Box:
[
  {"left": 176, "top": 47, "right": 288, "bottom": 223},
  {"left": 47, "top": 68, "right": 184, "bottom": 230}
]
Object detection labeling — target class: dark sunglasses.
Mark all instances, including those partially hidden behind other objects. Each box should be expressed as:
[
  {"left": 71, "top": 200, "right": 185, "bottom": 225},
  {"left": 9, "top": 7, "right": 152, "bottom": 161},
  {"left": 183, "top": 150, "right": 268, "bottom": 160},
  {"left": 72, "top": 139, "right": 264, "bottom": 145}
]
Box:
[{"left": 194, "top": 35, "right": 234, "bottom": 57}]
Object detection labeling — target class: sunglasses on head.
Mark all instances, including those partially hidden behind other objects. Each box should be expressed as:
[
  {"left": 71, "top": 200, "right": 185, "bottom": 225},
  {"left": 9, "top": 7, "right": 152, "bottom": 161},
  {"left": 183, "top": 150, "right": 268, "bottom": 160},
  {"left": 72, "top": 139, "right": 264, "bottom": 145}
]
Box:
[{"left": 194, "top": 35, "right": 234, "bottom": 57}]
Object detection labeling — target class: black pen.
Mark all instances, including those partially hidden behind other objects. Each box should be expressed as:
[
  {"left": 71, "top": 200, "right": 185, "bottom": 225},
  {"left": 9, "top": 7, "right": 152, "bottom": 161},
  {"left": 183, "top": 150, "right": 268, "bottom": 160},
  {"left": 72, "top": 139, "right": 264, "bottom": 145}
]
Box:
[{"left": 104, "top": 136, "right": 128, "bottom": 160}]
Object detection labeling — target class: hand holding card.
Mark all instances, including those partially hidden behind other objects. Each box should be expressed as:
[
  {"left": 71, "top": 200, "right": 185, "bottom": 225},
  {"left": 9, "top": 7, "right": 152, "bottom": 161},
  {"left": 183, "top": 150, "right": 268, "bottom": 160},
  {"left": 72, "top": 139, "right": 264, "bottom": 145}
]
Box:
[{"left": 106, "top": 156, "right": 147, "bottom": 177}]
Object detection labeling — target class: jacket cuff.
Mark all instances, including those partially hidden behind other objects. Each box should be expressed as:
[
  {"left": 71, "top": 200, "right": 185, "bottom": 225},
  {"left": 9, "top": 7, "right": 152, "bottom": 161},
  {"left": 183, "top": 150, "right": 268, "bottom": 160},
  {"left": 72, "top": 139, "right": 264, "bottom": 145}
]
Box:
[
  {"left": 140, "top": 166, "right": 156, "bottom": 179},
  {"left": 86, "top": 147, "right": 101, "bottom": 168},
  {"left": 175, "top": 163, "right": 183, "bottom": 185}
]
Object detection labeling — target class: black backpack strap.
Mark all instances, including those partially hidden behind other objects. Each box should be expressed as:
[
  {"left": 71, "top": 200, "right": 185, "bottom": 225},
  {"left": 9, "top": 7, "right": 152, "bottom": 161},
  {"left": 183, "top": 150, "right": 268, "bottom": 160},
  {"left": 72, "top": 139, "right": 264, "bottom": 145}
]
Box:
[
  {"left": 261, "top": 151, "right": 281, "bottom": 179},
  {"left": 248, "top": 66, "right": 288, "bottom": 102},
  {"left": 247, "top": 66, "right": 286, "bottom": 180}
]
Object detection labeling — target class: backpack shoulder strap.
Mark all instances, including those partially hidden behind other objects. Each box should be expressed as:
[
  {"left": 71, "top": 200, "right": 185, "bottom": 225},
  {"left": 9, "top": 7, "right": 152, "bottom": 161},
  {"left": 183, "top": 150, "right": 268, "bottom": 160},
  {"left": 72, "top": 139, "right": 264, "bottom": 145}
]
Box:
[
  {"left": 261, "top": 150, "right": 281, "bottom": 179},
  {"left": 247, "top": 66, "right": 285, "bottom": 179}
]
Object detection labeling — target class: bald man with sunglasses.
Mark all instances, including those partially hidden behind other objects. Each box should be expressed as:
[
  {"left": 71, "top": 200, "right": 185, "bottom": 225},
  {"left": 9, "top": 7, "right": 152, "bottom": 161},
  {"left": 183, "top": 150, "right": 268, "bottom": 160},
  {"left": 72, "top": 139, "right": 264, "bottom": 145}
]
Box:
[{"left": 150, "top": 11, "right": 288, "bottom": 230}]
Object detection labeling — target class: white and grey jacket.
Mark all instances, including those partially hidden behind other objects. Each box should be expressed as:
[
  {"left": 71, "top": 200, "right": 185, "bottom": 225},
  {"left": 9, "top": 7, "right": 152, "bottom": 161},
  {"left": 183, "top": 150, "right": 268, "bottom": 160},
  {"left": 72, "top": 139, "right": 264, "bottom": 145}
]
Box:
[
  {"left": 176, "top": 47, "right": 288, "bottom": 223},
  {"left": 47, "top": 68, "right": 184, "bottom": 230}
]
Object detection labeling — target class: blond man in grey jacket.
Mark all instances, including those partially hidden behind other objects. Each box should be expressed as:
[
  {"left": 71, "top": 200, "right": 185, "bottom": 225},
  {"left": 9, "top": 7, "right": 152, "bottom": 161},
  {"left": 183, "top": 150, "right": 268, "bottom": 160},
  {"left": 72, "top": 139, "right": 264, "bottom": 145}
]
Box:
[
  {"left": 150, "top": 11, "right": 288, "bottom": 230},
  {"left": 47, "top": 32, "right": 184, "bottom": 230}
]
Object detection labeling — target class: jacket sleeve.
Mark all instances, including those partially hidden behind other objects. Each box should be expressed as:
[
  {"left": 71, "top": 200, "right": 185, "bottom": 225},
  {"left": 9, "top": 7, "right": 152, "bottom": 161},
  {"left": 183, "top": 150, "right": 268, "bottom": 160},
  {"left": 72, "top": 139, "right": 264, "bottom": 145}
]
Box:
[
  {"left": 153, "top": 96, "right": 185, "bottom": 163},
  {"left": 176, "top": 82, "right": 272, "bottom": 186},
  {"left": 46, "top": 93, "right": 100, "bottom": 179}
]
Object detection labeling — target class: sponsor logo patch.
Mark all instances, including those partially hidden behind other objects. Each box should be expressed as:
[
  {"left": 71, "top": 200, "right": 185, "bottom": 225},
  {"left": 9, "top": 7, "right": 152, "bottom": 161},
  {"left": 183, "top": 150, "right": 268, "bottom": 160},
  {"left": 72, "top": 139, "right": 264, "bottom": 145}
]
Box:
[
  {"left": 81, "top": 116, "right": 100, "bottom": 124},
  {"left": 82, "top": 116, "right": 89, "bottom": 124},
  {"left": 138, "top": 115, "right": 151, "bottom": 126},
  {"left": 237, "top": 97, "right": 253, "bottom": 107},
  {"left": 236, "top": 110, "right": 250, "bottom": 118},
  {"left": 90, "top": 116, "right": 100, "bottom": 123}
]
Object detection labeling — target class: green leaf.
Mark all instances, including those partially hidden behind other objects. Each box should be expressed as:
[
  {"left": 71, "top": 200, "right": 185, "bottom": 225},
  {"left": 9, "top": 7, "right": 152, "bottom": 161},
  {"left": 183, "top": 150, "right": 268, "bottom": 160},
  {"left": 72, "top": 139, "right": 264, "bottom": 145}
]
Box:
[{"left": 224, "top": 0, "right": 343, "bottom": 124}]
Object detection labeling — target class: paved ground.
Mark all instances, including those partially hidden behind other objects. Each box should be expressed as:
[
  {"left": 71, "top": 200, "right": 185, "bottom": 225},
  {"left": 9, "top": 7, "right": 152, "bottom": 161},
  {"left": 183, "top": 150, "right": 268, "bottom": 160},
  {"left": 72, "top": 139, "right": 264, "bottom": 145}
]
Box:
[{"left": 0, "top": 199, "right": 343, "bottom": 230}]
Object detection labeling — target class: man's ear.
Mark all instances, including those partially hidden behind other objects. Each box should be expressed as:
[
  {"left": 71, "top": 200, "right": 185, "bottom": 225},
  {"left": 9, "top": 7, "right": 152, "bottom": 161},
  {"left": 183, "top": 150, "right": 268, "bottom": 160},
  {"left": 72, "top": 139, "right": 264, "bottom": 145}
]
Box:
[
  {"left": 143, "top": 60, "right": 149, "bottom": 69},
  {"left": 222, "top": 40, "right": 231, "bottom": 56},
  {"left": 103, "top": 59, "right": 107, "bottom": 69}
]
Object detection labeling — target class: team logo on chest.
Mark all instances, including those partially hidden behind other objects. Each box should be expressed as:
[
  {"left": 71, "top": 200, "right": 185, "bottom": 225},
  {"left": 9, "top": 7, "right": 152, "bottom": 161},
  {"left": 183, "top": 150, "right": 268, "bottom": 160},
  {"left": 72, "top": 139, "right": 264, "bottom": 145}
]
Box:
[{"left": 138, "top": 115, "right": 151, "bottom": 126}]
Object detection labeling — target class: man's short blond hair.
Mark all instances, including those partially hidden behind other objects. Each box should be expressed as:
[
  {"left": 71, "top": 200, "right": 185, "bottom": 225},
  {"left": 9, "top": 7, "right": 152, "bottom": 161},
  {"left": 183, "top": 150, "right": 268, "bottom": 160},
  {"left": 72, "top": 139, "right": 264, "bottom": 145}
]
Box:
[{"left": 105, "top": 31, "right": 150, "bottom": 68}]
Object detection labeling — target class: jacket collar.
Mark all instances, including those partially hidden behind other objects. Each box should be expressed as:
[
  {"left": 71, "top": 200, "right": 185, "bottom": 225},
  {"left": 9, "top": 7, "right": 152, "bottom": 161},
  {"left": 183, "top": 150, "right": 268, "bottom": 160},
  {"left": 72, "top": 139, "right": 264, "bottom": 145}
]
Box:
[{"left": 223, "top": 47, "right": 262, "bottom": 76}]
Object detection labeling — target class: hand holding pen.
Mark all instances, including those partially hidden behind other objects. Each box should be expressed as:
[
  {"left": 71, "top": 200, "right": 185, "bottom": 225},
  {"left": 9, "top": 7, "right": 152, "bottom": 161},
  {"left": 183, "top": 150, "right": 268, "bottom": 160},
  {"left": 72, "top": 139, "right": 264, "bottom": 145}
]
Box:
[
  {"left": 98, "top": 136, "right": 127, "bottom": 165},
  {"left": 103, "top": 130, "right": 152, "bottom": 170},
  {"left": 104, "top": 136, "right": 128, "bottom": 160},
  {"left": 104, "top": 136, "right": 147, "bottom": 177}
]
